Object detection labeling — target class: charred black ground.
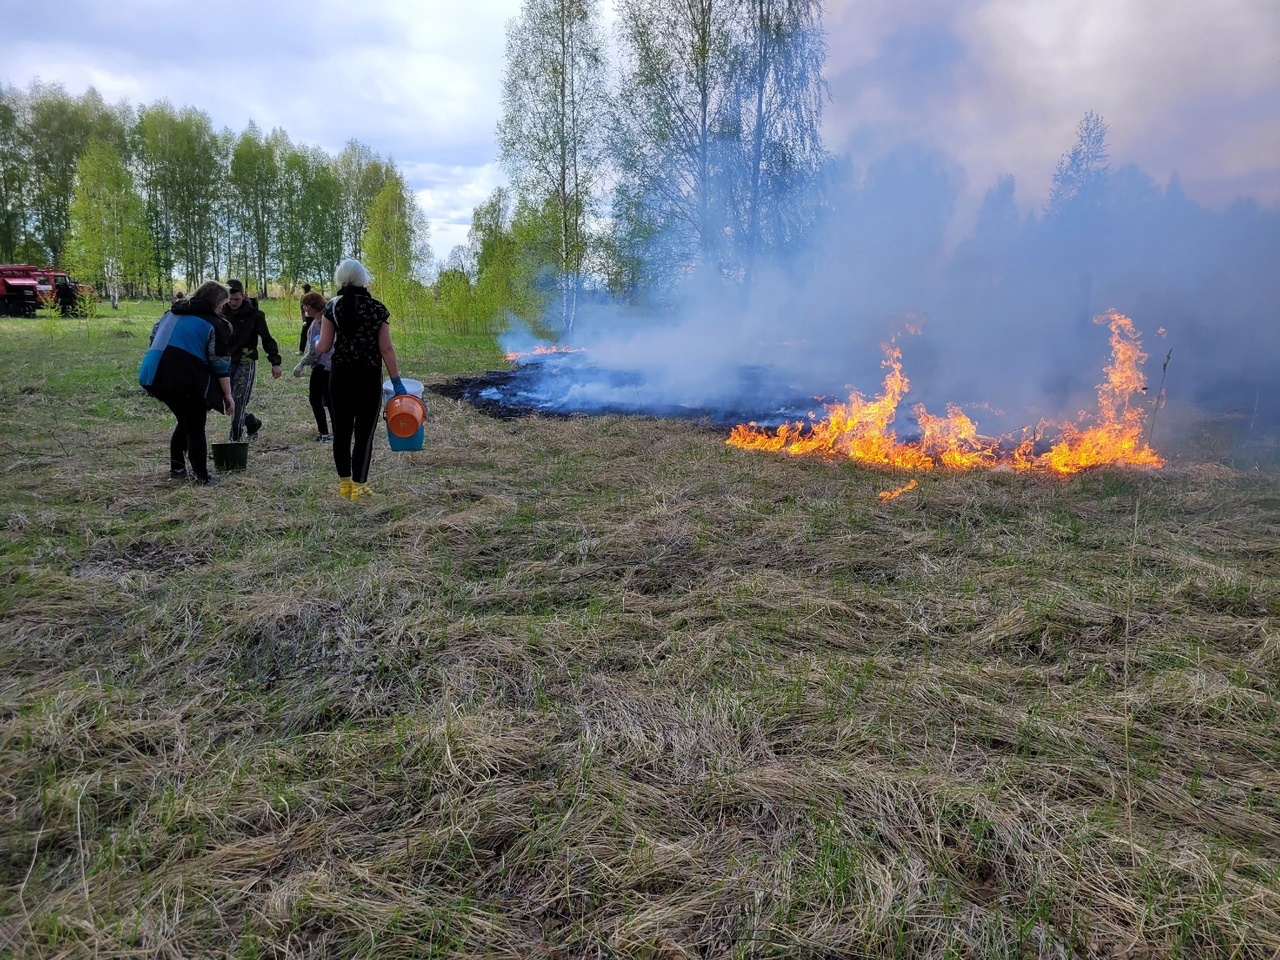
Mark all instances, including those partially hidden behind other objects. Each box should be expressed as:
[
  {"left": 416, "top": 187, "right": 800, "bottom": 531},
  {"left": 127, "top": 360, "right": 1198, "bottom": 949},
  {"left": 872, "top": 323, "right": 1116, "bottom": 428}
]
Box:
[
  {"left": 429, "top": 369, "right": 553, "bottom": 421},
  {"left": 428, "top": 366, "right": 1075, "bottom": 460},
  {"left": 432, "top": 362, "right": 1280, "bottom": 468},
  {"left": 430, "top": 359, "right": 824, "bottom": 428}
]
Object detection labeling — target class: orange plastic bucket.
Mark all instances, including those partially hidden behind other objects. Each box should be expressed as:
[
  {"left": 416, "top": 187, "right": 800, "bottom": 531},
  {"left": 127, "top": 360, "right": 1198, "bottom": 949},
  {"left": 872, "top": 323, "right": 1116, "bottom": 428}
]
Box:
[{"left": 384, "top": 393, "right": 427, "bottom": 438}]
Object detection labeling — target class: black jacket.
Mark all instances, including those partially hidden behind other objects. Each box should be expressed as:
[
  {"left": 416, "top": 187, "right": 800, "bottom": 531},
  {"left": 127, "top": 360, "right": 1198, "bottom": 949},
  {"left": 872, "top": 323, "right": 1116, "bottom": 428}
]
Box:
[{"left": 222, "top": 297, "right": 282, "bottom": 366}]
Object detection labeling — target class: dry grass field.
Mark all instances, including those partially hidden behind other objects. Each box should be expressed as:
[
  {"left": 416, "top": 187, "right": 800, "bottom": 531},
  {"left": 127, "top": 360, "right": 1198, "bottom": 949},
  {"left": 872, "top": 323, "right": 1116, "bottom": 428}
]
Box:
[{"left": 1, "top": 307, "right": 1278, "bottom": 958}]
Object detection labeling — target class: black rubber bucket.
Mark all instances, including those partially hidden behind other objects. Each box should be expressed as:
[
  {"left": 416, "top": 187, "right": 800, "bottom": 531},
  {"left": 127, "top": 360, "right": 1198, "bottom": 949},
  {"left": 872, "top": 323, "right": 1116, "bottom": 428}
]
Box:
[{"left": 211, "top": 441, "right": 249, "bottom": 472}]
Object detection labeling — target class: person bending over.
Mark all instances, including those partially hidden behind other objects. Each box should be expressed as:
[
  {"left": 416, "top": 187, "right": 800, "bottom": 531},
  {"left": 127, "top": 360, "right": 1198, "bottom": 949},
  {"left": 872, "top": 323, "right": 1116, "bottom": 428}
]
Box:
[
  {"left": 138, "top": 281, "right": 235, "bottom": 486},
  {"left": 314, "top": 258, "right": 406, "bottom": 500}
]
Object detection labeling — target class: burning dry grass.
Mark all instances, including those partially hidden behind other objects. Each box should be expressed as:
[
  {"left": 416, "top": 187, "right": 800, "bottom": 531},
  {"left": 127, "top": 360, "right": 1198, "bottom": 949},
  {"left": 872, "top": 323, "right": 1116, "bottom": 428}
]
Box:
[
  {"left": 729, "top": 311, "right": 1166, "bottom": 476},
  {"left": 1, "top": 317, "right": 1279, "bottom": 958}
]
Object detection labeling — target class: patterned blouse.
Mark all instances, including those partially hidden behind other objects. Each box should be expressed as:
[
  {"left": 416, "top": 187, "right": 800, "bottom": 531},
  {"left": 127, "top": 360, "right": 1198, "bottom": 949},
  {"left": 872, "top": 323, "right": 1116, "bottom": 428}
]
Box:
[{"left": 324, "top": 286, "right": 389, "bottom": 372}]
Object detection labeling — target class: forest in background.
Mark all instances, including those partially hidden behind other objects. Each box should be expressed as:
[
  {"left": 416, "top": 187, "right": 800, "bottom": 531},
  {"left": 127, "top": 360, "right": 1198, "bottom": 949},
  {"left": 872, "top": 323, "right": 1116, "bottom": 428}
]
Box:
[{"left": 0, "top": 82, "right": 452, "bottom": 323}]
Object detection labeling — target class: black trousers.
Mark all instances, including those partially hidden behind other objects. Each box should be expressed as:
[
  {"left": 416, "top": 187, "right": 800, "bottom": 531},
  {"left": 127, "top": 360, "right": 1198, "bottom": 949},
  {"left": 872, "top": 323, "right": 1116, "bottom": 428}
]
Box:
[
  {"left": 159, "top": 394, "right": 210, "bottom": 481},
  {"left": 309, "top": 366, "right": 333, "bottom": 434},
  {"left": 329, "top": 364, "right": 382, "bottom": 483}
]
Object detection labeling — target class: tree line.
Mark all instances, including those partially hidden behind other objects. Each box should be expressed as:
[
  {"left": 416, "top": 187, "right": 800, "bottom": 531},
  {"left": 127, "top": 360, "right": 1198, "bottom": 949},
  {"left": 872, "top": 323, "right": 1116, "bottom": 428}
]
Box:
[{"left": 0, "top": 80, "right": 430, "bottom": 312}]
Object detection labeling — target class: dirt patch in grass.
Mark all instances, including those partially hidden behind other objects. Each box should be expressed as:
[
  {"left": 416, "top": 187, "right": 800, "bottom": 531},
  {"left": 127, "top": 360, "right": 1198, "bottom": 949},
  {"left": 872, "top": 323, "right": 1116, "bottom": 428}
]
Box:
[{"left": 72, "top": 539, "right": 214, "bottom": 578}]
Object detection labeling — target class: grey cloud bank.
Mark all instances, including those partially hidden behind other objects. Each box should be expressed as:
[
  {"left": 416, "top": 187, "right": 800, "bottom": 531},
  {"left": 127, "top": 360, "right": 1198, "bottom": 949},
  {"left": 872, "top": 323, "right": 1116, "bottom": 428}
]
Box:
[{"left": 823, "top": 0, "right": 1280, "bottom": 213}]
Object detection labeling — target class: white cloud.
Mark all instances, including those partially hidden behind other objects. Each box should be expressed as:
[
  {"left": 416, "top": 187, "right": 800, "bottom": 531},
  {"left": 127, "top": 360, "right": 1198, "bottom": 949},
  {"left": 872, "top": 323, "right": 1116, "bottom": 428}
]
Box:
[
  {"left": 4, "top": 0, "right": 521, "bottom": 163},
  {"left": 4, "top": 0, "right": 524, "bottom": 264},
  {"left": 409, "top": 162, "right": 509, "bottom": 258}
]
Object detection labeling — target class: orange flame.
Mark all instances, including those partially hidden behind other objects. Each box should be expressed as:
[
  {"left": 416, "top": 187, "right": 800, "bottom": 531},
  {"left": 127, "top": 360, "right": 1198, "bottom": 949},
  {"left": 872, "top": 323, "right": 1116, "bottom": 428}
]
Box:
[
  {"left": 878, "top": 479, "right": 919, "bottom": 503},
  {"left": 728, "top": 310, "right": 1164, "bottom": 477},
  {"left": 1038, "top": 311, "right": 1163, "bottom": 474},
  {"left": 505, "top": 345, "right": 587, "bottom": 363}
]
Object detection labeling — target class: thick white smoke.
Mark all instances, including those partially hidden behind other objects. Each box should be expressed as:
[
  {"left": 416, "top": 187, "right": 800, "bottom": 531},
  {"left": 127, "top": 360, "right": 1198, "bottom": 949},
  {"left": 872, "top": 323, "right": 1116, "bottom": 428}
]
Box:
[{"left": 498, "top": 143, "right": 1279, "bottom": 454}]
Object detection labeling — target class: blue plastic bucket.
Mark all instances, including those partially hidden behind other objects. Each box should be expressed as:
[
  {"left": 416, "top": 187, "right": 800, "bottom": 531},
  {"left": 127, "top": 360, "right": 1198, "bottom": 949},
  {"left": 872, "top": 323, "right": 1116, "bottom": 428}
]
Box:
[
  {"left": 386, "top": 423, "right": 425, "bottom": 451},
  {"left": 382, "top": 378, "right": 426, "bottom": 452}
]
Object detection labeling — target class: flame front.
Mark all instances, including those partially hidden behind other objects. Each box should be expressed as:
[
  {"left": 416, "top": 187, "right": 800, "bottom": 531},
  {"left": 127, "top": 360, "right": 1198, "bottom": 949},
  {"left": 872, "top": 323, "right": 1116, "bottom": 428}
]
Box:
[
  {"left": 505, "top": 345, "right": 587, "bottom": 363},
  {"left": 727, "top": 339, "right": 937, "bottom": 470},
  {"left": 729, "top": 310, "right": 1164, "bottom": 477}
]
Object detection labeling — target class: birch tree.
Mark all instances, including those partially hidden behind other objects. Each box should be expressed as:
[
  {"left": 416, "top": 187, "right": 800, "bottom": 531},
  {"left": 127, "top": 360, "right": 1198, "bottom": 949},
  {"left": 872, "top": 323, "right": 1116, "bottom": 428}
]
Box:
[
  {"left": 498, "top": 0, "right": 608, "bottom": 331},
  {"left": 302, "top": 151, "right": 344, "bottom": 287},
  {"left": 133, "top": 102, "right": 178, "bottom": 293},
  {"left": 613, "top": 0, "right": 739, "bottom": 281},
  {"left": 229, "top": 122, "right": 278, "bottom": 295},
  {"left": 361, "top": 171, "right": 432, "bottom": 319},
  {"left": 336, "top": 139, "right": 390, "bottom": 261},
  {"left": 274, "top": 131, "right": 307, "bottom": 289},
  {"left": 169, "top": 108, "right": 220, "bottom": 289},
  {"left": 209, "top": 128, "right": 236, "bottom": 282},
  {"left": 276, "top": 139, "right": 346, "bottom": 289},
  {"left": 27, "top": 83, "right": 129, "bottom": 268},
  {"left": 730, "top": 0, "right": 827, "bottom": 283},
  {"left": 612, "top": 0, "right": 827, "bottom": 286},
  {"left": 67, "top": 139, "right": 151, "bottom": 306},
  {"left": 0, "top": 84, "right": 29, "bottom": 263}
]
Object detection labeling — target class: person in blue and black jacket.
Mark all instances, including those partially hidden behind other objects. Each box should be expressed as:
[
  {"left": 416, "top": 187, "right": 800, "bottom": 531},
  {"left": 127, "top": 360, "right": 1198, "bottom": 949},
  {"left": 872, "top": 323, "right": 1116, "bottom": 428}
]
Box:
[{"left": 138, "top": 280, "right": 235, "bottom": 486}]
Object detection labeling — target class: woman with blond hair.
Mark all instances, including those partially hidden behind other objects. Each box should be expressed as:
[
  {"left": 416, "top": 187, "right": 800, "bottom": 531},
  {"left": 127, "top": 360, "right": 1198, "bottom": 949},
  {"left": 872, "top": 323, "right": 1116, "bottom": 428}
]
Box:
[
  {"left": 138, "top": 280, "right": 235, "bottom": 486},
  {"left": 314, "top": 259, "right": 406, "bottom": 499}
]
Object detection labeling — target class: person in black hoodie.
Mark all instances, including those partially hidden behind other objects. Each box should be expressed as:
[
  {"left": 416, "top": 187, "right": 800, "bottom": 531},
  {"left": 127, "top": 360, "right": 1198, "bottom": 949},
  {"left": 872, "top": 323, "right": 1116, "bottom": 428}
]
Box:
[
  {"left": 221, "top": 279, "right": 282, "bottom": 440},
  {"left": 297, "top": 283, "right": 313, "bottom": 353},
  {"left": 138, "top": 281, "right": 235, "bottom": 485}
]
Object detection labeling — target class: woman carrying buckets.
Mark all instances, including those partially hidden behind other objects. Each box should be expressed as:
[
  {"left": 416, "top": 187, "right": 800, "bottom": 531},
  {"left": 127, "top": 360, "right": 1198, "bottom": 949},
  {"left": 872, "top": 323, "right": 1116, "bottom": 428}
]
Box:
[{"left": 313, "top": 258, "right": 407, "bottom": 500}]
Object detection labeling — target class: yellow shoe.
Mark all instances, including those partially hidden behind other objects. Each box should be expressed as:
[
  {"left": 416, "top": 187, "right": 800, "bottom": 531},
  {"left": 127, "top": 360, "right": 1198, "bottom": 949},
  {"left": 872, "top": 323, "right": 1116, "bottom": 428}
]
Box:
[
  {"left": 350, "top": 483, "right": 374, "bottom": 500},
  {"left": 338, "top": 477, "right": 353, "bottom": 499}
]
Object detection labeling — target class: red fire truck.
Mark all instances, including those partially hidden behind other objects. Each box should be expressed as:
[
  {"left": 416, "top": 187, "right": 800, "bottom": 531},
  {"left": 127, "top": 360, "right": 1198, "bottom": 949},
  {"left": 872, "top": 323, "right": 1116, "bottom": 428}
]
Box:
[
  {"left": 0, "top": 265, "right": 94, "bottom": 315},
  {"left": 0, "top": 265, "right": 41, "bottom": 316}
]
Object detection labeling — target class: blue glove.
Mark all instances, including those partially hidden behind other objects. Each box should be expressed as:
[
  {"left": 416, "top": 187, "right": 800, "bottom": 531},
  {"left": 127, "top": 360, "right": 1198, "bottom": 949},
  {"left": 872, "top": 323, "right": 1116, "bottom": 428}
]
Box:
[{"left": 391, "top": 377, "right": 408, "bottom": 396}]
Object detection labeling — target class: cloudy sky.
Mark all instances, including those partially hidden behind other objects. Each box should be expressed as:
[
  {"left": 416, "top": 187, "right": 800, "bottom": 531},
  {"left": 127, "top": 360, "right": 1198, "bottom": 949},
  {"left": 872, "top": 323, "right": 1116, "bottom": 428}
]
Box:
[{"left": 5, "top": 0, "right": 1277, "bottom": 258}]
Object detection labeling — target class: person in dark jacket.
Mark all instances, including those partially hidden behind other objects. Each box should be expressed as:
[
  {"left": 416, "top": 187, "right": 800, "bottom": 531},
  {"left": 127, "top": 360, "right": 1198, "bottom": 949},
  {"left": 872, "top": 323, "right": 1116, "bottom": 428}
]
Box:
[
  {"left": 55, "top": 280, "right": 77, "bottom": 317},
  {"left": 138, "top": 280, "right": 235, "bottom": 485},
  {"left": 314, "top": 258, "right": 406, "bottom": 500},
  {"left": 297, "top": 283, "right": 313, "bottom": 353},
  {"left": 221, "top": 279, "right": 282, "bottom": 440}
]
